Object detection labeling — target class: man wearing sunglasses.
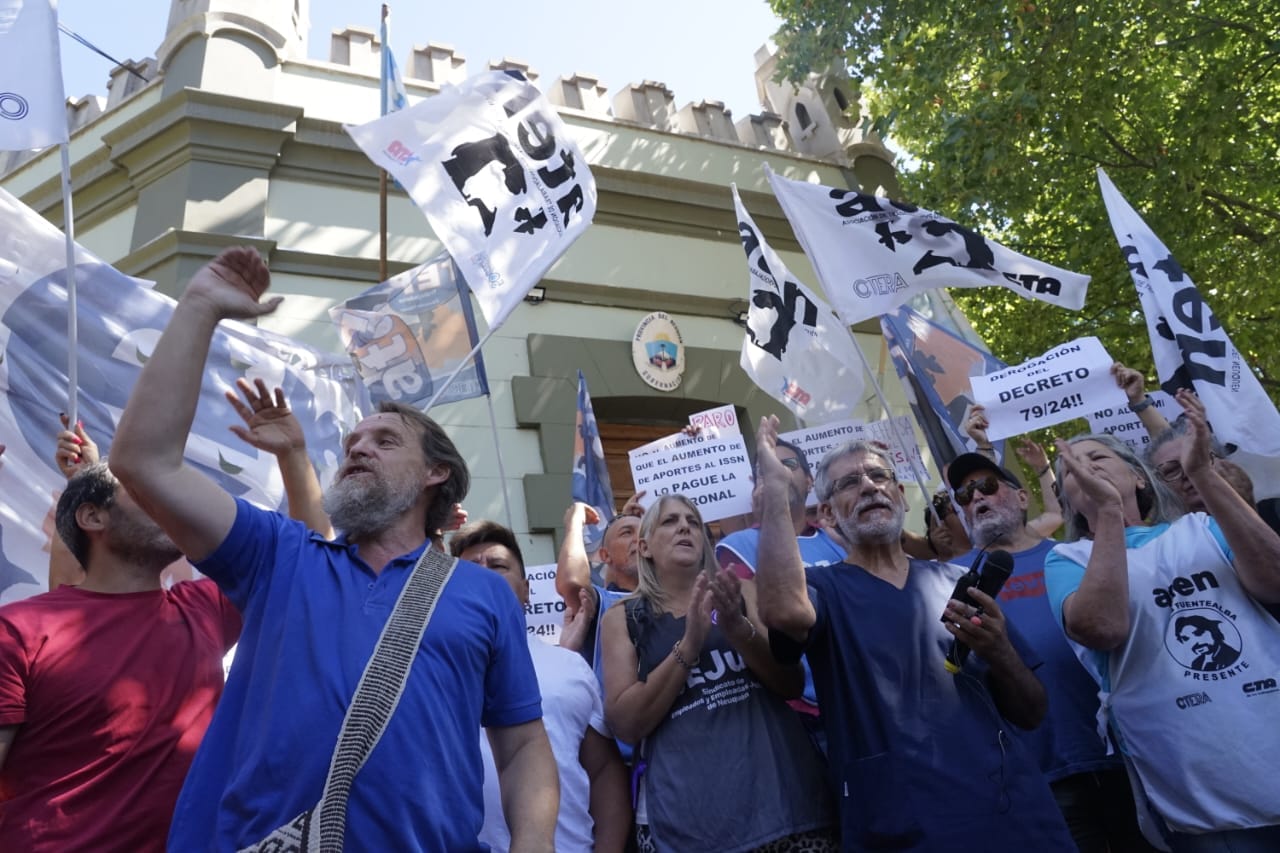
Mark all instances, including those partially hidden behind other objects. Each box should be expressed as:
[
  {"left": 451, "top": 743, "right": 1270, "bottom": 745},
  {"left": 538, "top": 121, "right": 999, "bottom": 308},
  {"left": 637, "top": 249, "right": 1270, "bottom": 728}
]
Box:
[
  {"left": 947, "top": 452, "right": 1155, "bottom": 853},
  {"left": 755, "top": 418, "right": 1072, "bottom": 851}
]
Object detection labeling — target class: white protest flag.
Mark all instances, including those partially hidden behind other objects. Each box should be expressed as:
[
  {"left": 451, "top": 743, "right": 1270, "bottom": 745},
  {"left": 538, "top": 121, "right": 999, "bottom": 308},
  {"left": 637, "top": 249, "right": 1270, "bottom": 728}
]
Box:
[
  {"left": 1097, "top": 168, "right": 1280, "bottom": 457},
  {"left": 0, "top": 187, "right": 364, "bottom": 601},
  {"left": 765, "top": 166, "right": 1090, "bottom": 326},
  {"left": 732, "top": 185, "right": 864, "bottom": 422},
  {"left": 346, "top": 71, "right": 596, "bottom": 330},
  {"left": 0, "top": 0, "right": 68, "bottom": 150}
]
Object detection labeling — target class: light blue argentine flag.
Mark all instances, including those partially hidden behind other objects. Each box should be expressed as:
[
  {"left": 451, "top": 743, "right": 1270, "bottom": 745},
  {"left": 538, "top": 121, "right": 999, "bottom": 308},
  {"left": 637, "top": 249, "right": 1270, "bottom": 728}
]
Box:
[{"left": 380, "top": 8, "right": 408, "bottom": 116}]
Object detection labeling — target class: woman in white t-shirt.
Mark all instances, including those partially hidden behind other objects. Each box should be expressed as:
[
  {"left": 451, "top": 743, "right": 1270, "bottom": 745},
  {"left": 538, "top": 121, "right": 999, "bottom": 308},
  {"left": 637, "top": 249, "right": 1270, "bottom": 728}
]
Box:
[{"left": 1045, "top": 389, "right": 1280, "bottom": 852}]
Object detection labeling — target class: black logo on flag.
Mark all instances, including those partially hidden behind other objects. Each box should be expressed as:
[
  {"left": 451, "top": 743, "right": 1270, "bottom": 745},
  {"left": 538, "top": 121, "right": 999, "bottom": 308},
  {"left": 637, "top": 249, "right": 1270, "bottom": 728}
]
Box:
[{"left": 0, "top": 92, "right": 30, "bottom": 121}]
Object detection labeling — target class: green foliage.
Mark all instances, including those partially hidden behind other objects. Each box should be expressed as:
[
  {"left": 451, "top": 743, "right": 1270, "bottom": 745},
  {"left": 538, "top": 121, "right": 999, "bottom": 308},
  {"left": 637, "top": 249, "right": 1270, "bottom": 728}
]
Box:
[{"left": 770, "top": 0, "right": 1280, "bottom": 399}]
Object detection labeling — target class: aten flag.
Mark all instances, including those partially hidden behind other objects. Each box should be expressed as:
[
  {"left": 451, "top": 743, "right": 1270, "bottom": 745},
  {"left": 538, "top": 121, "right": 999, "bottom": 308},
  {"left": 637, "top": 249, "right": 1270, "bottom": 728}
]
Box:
[
  {"left": 0, "top": 187, "right": 363, "bottom": 601},
  {"left": 766, "top": 166, "right": 1089, "bottom": 326},
  {"left": 346, "top": 70, "right": 596, "bottom": 330},
  {"left": 737, "top": 188, "right": 865, "bottom": 422},
  {"left": 0, "top": 0, "right": 68, "bottom": 150},
  {"left": 329, "top": 253, "right": 489, "bottom": 410},
  {"left": 1098, "top": 167, "right": 1280, "bottom": 456},
  {"left": 733, "top": 186, "right": 863, "bottom": 422}
]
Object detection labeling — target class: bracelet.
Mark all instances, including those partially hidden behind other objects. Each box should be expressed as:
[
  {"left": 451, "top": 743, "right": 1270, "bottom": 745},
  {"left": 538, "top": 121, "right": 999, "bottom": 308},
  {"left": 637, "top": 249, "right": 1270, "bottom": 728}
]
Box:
[
  {"left": 976, "top": 445, "right": 995, "bottom": 452},
  {"left": 1037, "top": 463, "right": 1052, "bottom": 477},
  {"left": 737, "top": 616, "right": 758, "bottom": 643},
  {"left": 1129, "top": 395, "right": 1155, "bottom": 413},
  {"left": 672, "top": 640, "right": 697, "bottom": 671}
]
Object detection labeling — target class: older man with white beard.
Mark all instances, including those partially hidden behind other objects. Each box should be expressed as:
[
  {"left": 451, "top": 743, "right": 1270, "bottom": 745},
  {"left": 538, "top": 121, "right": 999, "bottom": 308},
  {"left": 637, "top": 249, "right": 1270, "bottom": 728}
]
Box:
[
  {"left": 109, "top": 247, "right": 558, "bottom": 853},
  {"left": 947, "top": 453, "right": 1156, "bottom": 853},
  {"left": 754, "top": 416, "right": 1073, "bottom": 851}
]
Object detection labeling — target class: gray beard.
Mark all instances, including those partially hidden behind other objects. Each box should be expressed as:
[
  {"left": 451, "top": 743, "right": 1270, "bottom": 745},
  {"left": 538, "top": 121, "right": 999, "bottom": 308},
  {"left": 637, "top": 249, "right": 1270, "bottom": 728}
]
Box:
[
  {"left": 323, "top": 474, "right": 419, "bottom": 540},
  {"left": 836, "top": 503, "right": 904, "bottom": 547},
  {"left": 971, "top": 508, "right": 1021, "bottom": 549}
]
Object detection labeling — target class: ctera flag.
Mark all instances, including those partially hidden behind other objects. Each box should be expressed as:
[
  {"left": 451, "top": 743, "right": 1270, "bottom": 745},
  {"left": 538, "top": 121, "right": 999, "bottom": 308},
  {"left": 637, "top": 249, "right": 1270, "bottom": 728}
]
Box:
[
  {"left": 0, "top": 186, "right": 363, "bottom": 601},
  {"left": 880, "top": 304, "right": 1008, "bottom": 477},
  {"left": 732, "top": 185, "right": 864, "bottom": 423},
  {"left": 329, "top": 252, "right": 489, "bottom": 410},
  {"left": 765, "top": 166, "right": 1090, "bottom": 326},
  {"left": 0, "top": 0, "right": 67, "bottom": 150},
  {"left": 345, "top": 70, "right": 596, "bottom": 331},
  {"left": 572, "top": 371, "right": 615, "bottom": 553},
  {"left": 1098, "top": 167, "right": 1280, "bottom": 457}
]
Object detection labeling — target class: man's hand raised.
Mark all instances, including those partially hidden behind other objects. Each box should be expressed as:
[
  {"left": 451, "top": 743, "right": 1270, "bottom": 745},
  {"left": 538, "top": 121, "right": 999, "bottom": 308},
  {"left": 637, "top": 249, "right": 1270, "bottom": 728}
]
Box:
[{"left": 185, "top": 247, "right": 281, "bottom": 321}]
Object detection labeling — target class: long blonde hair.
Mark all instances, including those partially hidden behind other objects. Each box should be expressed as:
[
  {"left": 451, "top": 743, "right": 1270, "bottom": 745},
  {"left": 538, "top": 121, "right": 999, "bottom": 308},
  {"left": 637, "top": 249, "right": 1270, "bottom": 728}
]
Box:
[{"left": 633, "top": 494, "right": 718, "bottom": 615}]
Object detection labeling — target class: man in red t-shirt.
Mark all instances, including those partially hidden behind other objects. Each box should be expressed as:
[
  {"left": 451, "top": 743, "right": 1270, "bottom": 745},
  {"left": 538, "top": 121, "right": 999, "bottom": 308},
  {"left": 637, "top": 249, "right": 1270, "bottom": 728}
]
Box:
[{"left": 0, "top": 460, "right": 241, "bottom": 852}]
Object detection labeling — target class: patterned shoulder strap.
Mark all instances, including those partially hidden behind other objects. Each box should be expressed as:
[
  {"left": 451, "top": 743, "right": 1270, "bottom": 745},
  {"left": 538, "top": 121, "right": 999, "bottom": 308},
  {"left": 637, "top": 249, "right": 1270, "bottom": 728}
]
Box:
[{"left": 308, "top": 546, "right": 458, "bottom": 849}]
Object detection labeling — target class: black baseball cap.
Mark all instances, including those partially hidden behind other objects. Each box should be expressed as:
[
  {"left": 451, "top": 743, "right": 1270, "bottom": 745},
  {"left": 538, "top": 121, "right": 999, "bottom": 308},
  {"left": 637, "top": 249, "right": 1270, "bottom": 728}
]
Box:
[{"left": 946, "top": 452, "right": 1023, "bottom": 492}]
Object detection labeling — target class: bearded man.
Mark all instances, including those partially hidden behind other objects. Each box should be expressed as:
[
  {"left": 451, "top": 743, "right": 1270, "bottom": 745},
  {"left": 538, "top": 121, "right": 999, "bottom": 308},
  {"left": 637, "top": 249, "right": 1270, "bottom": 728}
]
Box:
[
  {"left": 947, "top": 452, "right": 1156, "bottom": 853},
  {"left": 109, "top": 247, "right": 558, "bottom": 852},
  {"left": 753, "top": 417, "right": 1072, "bottom": 851}
]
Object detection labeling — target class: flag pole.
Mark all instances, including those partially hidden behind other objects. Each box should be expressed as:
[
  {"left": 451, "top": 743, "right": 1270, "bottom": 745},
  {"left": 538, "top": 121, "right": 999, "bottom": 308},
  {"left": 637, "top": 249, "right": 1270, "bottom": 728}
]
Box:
[
  {"left": 483, "top": 392, "right": 516, "bottom": 530},
  {"left": 420, "top": 325, "right": 499, "bottom": 412},
  {"left": 847, "top": 321, "right": 941, "bottom": 523},
  {"left": 378, "top": 4, "right": 390, "bottom": 283},
  {"left": 59, "top": 143, "right": 78, "bottom": 425}
]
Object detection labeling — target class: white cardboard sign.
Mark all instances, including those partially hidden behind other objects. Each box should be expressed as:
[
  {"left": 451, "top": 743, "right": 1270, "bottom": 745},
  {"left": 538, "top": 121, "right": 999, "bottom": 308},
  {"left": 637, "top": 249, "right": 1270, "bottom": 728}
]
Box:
[{"left": 970, "top": 337, "right": 1127, "bottom": 439}]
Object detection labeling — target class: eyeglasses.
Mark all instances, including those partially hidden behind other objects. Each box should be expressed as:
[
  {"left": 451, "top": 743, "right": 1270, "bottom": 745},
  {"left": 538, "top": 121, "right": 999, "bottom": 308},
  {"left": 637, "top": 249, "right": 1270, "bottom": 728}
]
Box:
[
  {"left": 954, "top": 474, "right": 1002, "bottom": 507},
  {"left": 1155, "top": 454, "right": 1218, "bottom": 483},
  {"left": 829, "top": 467, "right": 895, "bottom": 495}
]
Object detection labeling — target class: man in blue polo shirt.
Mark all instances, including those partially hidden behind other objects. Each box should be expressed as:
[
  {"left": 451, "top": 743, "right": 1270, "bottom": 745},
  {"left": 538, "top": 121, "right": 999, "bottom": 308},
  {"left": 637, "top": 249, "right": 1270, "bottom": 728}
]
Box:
[
  {"left": 754, "top": 416, "right": 1073, "bottom": 851},
  {"left": 110, "top": 247, "right": 558, "bottom": 852},
  {"left": 947, "top": 452, "right": 1155, "bottom": 853}
]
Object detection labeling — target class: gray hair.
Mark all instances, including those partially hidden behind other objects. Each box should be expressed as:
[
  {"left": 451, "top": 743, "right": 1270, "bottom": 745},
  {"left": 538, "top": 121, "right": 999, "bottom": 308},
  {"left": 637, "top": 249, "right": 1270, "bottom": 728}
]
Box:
[
  {"left": 55, "top": 461, "right": 118, "bottom": 567},
  {"left": 633, "top": 494, "right": 718, "bottom": 615},
  {"left": 814, "top": 440, "right": 894, "bottom": 502},
  {"left": 1055, "top": 433, "right": 1184, "bottom": 541}
]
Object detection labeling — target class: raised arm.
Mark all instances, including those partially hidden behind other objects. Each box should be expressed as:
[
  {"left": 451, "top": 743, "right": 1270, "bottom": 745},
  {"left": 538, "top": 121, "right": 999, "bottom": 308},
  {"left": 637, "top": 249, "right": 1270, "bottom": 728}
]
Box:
[
  {"left": 1055, "top": 439, "right": 1131, "bottom": 649},
  {"left": 109, "top": 247, "right": 282, "bottom": 562},
  {"left": 708, "top": 572, "right": 803, "bottom": 698},
  {"left": 1014, "top": 438, "right": 1063, "bottom": 537},
  {"left": 227, "top": 378, "right": 333, "bottom": 538},
  {"left": 555, "top": 502, "right": 597, "bottom": 607},
  {"left": 1112, "top": 362, "right": 1172, "bottom": 438},
  {"left": 753, "top": 416, "right": 816, "bottom": 641},
  {"left": 963, "top": 403, "right": 998, "bottom": 460},
  {"left": 1177, "top": 389, "right": 1280, "bottom": 603}
]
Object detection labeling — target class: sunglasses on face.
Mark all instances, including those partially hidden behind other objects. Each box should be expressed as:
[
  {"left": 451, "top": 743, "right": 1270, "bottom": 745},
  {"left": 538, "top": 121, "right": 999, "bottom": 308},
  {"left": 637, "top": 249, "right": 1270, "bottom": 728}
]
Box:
[
  {"left": 829, "top": 466, "right": 895, "bottom": 495},
  {"left": 954, "top": 474, "right": 1002, "bottom": 507}
]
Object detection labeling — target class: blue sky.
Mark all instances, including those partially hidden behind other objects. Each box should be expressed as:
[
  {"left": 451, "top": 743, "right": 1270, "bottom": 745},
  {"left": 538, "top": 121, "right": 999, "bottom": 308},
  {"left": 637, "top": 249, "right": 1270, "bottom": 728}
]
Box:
[{"left": 56, "top": 0, "right": 783, "bottom": 121}]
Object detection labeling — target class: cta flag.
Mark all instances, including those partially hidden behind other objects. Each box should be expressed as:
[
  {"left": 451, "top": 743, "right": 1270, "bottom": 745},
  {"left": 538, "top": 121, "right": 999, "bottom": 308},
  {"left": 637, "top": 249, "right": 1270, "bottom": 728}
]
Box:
[
  {"left": 0, "top": 0, "right": 67, "bottom": 150},
  {"left": 765, "top": 166, "right": 1089, "bottom": 326},
  {"left": 572, "top": 371, "right": 615, "bottom": 553},
  {"left": 1098, "top": 167, "right": 1280, "bottom": 457},
  {"left": 329, "top": 252, "right": 489, "bottom": 409},
  {"left": 880, "top": 305, "right": 1008, "bottom": 476},
  {"left": 732, "top": 185, "right": 864, "bottom": 423},
  {"left": 0, "top": 187, "right": 363, "bottom": 601},
  {"left": 379, "top": 6, "right": 408, "bottom": 115},
  {"left": 346, "top": 71, "right": 596, "bottom": 330}
]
